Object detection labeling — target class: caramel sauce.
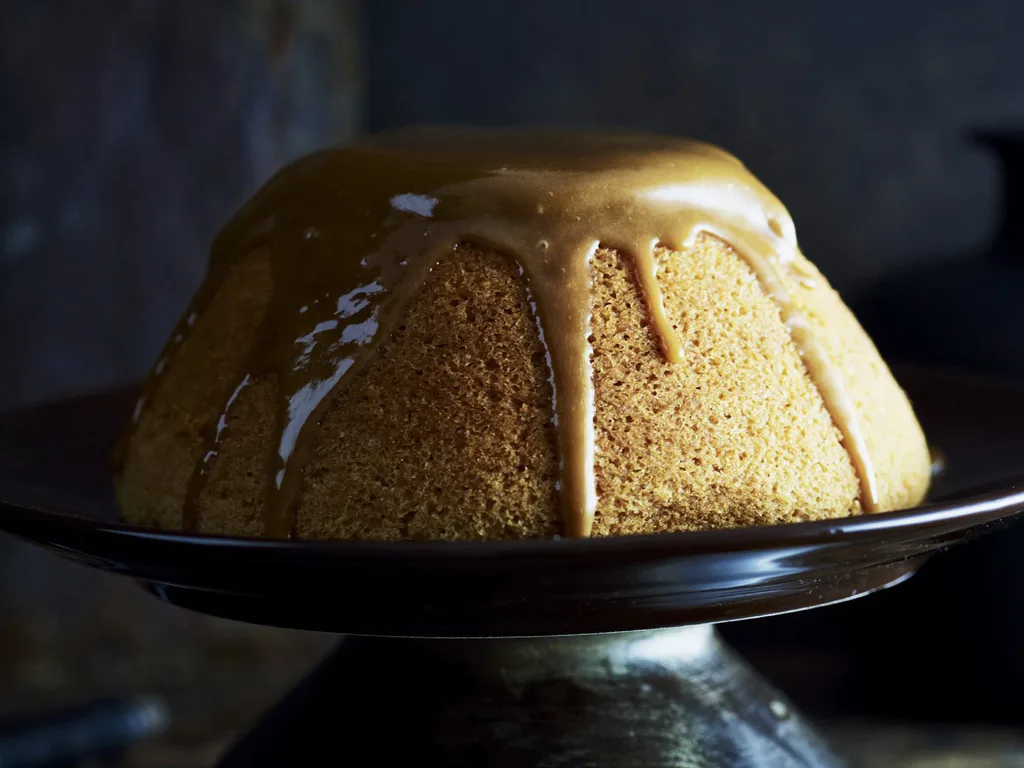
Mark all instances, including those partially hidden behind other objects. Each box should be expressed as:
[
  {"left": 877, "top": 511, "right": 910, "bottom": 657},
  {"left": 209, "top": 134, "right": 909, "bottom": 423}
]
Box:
[{"left": 124, "top": 127, "right": 878, "bottom": 538}]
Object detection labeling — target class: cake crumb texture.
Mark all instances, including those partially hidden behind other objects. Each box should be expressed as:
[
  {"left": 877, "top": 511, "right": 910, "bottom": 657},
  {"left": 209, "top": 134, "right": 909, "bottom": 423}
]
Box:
[
  {"left": 116, "top": 236, "right": 930, "bottom": 539},
  {"left": 116, "top": 250, "right": 273, "bottom": 530}
]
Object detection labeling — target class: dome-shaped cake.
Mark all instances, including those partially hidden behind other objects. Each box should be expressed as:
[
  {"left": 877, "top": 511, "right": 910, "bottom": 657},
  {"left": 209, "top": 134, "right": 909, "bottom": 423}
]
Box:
[{"left": 113, "top": 128, "right": 931, "bottom": 540}]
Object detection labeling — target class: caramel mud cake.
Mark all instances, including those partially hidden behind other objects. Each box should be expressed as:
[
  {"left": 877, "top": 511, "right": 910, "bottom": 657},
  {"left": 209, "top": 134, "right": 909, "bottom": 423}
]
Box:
[{"left": 114, "top": 128, "right": 931, "bottom": 540}]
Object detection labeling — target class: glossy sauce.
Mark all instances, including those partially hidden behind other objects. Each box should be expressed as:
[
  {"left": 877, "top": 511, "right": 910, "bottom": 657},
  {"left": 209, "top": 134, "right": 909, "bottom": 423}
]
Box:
[{"left": 124, "top": 127, "right": 878, "bottom": 538}]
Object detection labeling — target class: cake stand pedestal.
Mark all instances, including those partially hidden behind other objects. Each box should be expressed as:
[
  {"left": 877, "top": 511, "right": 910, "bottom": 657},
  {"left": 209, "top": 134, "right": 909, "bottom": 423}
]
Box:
[
  {"left": 217, "top": 626, "right": 839, "bottom": 767},
  {"left": 2, "top": 365, "right": 1024, "bottom": 767}
]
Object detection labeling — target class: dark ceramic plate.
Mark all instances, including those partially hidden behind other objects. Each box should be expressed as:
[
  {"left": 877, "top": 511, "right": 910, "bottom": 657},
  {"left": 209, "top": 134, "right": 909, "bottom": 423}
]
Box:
[{"left": 1, "top": 363, "right": 1023, "bottom": 638}]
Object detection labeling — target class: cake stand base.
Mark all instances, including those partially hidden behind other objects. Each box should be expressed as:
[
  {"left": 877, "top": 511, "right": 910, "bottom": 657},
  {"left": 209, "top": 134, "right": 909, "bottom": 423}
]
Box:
[{"left": 217, "top": 626, "right": 843, "bottom": 767}]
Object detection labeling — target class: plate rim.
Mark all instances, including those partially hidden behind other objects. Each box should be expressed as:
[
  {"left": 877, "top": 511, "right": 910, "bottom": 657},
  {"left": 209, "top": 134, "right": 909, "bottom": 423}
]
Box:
[{"left": 3, "top": 473, "right": 1023, "bottom": 561}]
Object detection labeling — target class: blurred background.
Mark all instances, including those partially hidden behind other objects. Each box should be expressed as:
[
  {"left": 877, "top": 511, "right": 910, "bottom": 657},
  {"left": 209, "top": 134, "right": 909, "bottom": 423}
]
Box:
[{"left": 2, "top": 0, "right": 1024, "bottom": 764}]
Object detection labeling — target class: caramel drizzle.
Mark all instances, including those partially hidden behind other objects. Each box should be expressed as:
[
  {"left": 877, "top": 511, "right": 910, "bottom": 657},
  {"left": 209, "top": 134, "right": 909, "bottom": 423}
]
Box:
[{"left": 139, "top": 128, "right": 877, "bottom": 538}]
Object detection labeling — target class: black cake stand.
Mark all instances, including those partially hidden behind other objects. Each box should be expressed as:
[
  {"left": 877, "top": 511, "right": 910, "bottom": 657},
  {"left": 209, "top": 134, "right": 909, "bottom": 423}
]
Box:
[{"left": 1, "top": 364, "right": 1023, "bottom": 767}]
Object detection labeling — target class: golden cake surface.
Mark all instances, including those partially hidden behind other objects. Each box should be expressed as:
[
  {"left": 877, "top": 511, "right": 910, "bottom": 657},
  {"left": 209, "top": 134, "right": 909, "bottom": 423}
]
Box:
[{"left": 114, "top": 128, "right": 931, "bottom": 540}]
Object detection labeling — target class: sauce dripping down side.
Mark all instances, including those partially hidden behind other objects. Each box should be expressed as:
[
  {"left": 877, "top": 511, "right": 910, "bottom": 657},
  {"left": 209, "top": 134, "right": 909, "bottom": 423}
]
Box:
[{"left": 120, "top": 128, "right": 878, "bottom": 538}]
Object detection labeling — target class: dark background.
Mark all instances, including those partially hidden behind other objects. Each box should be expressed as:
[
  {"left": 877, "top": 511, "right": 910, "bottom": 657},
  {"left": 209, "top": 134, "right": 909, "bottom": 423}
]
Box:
[
  {"left": 2, "top": 0, "right": 1024, "bottom": 752},
  {"left": 5, "top": 0, "right": 1024, "bottom": 409}
]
